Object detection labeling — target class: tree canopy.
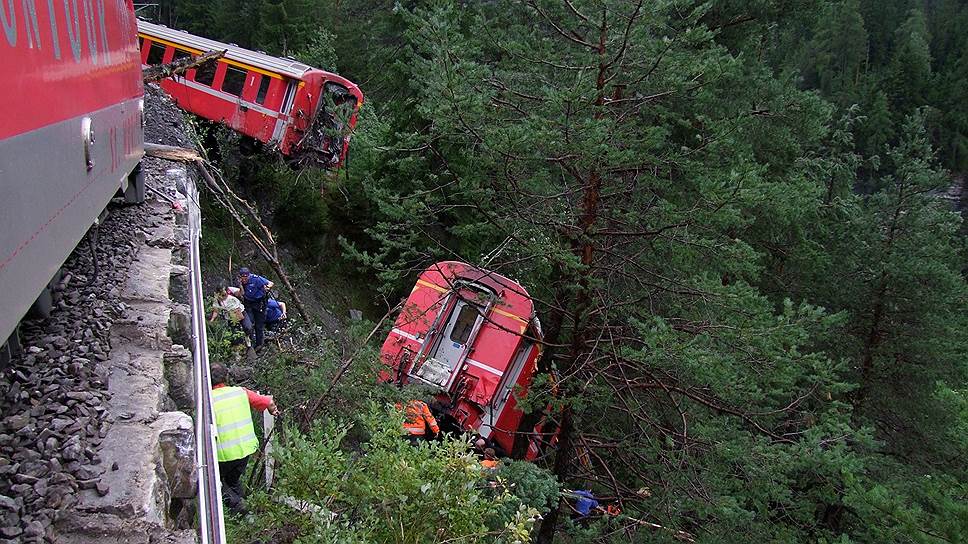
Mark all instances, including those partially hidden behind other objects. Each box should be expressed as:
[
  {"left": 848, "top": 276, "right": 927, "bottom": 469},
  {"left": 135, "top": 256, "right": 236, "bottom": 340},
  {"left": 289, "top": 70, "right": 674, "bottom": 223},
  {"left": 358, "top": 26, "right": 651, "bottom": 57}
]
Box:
[{"left": 176, "top": 0, "right": 968, "bottom": 541}]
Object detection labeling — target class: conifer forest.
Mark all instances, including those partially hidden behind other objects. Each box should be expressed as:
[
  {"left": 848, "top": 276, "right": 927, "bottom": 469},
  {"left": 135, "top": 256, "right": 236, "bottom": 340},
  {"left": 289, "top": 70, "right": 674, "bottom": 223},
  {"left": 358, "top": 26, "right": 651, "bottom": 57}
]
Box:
[{"left": 154, "top": 0, "right": 968, "bottom": 542}]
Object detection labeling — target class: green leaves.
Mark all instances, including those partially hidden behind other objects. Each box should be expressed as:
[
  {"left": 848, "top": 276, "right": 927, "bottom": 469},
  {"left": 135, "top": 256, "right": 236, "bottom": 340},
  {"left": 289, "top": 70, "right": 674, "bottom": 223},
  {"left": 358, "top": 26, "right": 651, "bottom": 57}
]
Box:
[
  {"left": 230, "top": 405, "right": 546, "bottom": 543},
  {"left": 181, "top": 0, "right": 968, "bottom": 541}
]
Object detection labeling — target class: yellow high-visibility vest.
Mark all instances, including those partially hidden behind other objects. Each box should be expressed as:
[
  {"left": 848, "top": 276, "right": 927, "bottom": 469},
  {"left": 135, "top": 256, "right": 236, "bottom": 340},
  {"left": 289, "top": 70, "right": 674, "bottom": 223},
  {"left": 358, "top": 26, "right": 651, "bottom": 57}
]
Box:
[{"left": 212, "top": 386, "right": 259, "bottom": 462}]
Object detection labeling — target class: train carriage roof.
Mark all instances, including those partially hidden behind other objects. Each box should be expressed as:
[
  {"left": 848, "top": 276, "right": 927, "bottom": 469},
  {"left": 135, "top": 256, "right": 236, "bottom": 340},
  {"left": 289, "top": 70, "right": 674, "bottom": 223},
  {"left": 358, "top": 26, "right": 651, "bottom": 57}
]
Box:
[
  {"left": 137, "top": 20, "right": 313, "bottom": 79},
  {"left": 419, "top": 261, "right": 539, "bottom": 331}
]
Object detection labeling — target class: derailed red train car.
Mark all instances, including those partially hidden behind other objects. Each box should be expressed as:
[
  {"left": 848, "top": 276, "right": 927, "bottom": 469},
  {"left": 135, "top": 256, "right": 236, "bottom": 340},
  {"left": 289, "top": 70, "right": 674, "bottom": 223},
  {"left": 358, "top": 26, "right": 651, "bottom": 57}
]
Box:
[
  {"left": 1, "top": 0, "right": 145, "bottom": 358},
  {"left": 137, "top": 20, "right": 363, "bottom": 168},
  {"left": 381, "top": 261, "right": 545, "bottom": 455}
]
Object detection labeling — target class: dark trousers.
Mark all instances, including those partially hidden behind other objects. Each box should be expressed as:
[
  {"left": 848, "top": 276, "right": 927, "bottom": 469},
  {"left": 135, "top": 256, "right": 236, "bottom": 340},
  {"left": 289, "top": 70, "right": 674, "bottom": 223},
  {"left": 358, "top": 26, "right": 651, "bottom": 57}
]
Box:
[
  {"left": 243, "top": 298, "right": 267, "bottom": 348},
  {"left": 240, "top": 313, "right": 254, "bottom": 336},
  {"left": 219, "top": 456, "right": 249, "bottom": 511}
]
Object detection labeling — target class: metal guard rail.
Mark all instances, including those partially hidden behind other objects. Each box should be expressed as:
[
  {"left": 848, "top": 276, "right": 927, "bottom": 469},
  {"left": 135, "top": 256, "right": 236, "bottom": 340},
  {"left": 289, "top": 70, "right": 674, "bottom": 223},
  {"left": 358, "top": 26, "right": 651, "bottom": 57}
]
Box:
[{"left": 184, "top": 168, "right": 227, "bottom": 544}]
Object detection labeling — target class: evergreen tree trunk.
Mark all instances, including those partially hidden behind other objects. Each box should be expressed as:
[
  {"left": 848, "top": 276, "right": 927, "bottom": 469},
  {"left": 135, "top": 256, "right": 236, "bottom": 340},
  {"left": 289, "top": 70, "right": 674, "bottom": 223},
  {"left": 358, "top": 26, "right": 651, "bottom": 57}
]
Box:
[
  {"left": 536, "top": 23, "right": 611, "bottom": 537},
  {"left": 856, "top": 185, "right": 904, "bottom": 404},
  {"left": 536, "top": 405, "right": 575, "bottom": 543}
]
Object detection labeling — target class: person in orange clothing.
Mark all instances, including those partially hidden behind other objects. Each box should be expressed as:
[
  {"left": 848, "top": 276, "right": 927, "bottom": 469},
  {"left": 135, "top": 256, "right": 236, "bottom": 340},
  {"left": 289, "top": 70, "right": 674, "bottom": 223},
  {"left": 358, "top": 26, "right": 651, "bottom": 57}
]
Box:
[
  {"left": 209, "top": 362, "right": 279, "bottom": 512},
  {"left": 480, "top": 448, "right": 499, "bottom": 469},
  {"left": 396, "top": 399, "right": 440, "bottom": 445}
]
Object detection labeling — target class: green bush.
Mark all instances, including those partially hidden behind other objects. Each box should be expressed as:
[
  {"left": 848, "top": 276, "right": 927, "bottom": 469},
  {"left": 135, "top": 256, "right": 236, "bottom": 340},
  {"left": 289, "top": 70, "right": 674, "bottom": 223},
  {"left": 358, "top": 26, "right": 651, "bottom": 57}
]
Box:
[
  {"left": 495, "top": 460, "right": 560, "bottom": 520},
  {"left": 227, "top": 405, "right": 544, "bottom": 543},
  {"left": 205, "top": 314, "right": 247, "bottom": 363}
]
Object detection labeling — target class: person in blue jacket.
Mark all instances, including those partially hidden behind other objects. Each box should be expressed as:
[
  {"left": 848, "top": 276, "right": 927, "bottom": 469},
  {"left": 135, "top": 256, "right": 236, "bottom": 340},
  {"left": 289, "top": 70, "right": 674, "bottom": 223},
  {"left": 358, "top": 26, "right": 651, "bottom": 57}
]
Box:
[
  {"left": 572, "top": 489, "right": 599, "bottom": 519},
  {"left": 237, "top": 267, "right": 274, "bottom": 349},
  {"left": 265, "top": 298, "right": 287, "bottom": 329}
]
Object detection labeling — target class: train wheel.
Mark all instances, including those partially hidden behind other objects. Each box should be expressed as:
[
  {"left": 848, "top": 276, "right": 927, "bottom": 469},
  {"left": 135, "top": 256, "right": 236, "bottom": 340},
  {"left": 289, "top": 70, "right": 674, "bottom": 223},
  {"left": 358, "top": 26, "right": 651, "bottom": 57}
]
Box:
[
  {"left": 124, "top": 162, "right": 146, "bottom": 204},
  {"left": 26, "top": 269, "right": 61, "bottom": 320}
]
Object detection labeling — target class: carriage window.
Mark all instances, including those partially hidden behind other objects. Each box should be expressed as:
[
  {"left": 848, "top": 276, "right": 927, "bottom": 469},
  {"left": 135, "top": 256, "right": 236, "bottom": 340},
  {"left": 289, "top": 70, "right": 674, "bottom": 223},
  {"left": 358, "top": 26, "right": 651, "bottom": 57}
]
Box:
[
  {"left": 255, "top": 75, "right": 271, "bottom": 104},
  {"left": 194, "top": 60, "right": 218, "bottom": 86},
  {"left": 449, "top": 304, "right": 480, "bottom": 345},
  {"left": 222, "top": 66, "right": 247, "bottom": 96},
  {"left": 172, "top": 49, "right": 193, "bottom": 62},
  {"left": 146, "top": 42, "right": 167, "bottom": 65},
  {"left": 322, "top": 82, "right": 357, "bottom": 132}
]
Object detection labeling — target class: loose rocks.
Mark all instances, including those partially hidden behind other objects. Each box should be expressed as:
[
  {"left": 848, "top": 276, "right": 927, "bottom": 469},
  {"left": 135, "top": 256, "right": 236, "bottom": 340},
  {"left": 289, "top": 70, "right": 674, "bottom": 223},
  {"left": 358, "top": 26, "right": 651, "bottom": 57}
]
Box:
[{"left": 0, "top": 186, "right": 157, "bottom": 541}]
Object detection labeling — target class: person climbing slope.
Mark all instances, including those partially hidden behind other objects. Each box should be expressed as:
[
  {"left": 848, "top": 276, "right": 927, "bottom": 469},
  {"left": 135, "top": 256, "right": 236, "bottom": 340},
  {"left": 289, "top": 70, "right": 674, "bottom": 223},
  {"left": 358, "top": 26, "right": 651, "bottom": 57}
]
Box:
[{"left": 237, "top": 267, "right": 273, "bottom": 349}]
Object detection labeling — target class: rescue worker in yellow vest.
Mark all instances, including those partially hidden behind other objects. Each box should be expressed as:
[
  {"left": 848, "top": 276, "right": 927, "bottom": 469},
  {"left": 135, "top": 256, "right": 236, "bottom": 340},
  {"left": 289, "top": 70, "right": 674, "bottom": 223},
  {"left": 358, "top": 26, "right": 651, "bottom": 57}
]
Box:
[
  {"left": 210, "top": 362, "right": 279, "bottom": 511},
  {"left": 396, "top": 399, "right": 440, "bottom": 445}
]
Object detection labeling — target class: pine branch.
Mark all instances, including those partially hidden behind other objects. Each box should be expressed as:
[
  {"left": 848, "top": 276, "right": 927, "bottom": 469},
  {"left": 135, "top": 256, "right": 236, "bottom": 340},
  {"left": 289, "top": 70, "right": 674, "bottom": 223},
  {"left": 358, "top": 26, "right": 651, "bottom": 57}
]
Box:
[{"left": 143, "top": 49, "right": 226, "bottom": 83}]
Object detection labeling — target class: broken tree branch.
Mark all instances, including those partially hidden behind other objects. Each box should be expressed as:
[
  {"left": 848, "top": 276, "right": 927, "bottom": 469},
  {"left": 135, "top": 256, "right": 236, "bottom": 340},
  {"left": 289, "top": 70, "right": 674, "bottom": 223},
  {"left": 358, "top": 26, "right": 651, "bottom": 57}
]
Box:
[
  {"left": 144, "top": 142, "right": 201, "bottom": 162},
  {"left": 143, "top": 49, "right": 226, "bottom": 83},
  {"left": 193, "top": 161, "right": 310, "bottom": 321},
  {"left": 298, "top": 301, "right": 402, "bottom": 428},
  {"left": 144, "top": 143, "right": 311, "bottom": 321}
]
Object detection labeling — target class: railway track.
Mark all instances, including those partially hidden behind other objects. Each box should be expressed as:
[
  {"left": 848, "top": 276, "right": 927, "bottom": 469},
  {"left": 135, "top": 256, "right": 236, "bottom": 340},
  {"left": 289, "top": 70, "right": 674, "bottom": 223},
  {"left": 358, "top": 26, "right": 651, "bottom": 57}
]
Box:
[{"left": 0, "top": 87, "right": 227, "bottom": 543}]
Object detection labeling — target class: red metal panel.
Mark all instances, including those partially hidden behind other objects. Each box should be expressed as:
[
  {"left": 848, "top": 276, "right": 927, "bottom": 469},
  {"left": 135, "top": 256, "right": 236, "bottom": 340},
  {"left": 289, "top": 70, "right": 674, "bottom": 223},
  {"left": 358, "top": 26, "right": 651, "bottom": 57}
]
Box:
[
  {"left": 380, "top": 261, "right": 545, "bottom": 453},
  {"left": 0, "top": 0, "right": 143, "bottom": 139},
  {"left": 136, "top": 23, "right": 364, "bottom": 167},
  {"left": 0, "top": 0, "right": 144, "bottom": 343}
]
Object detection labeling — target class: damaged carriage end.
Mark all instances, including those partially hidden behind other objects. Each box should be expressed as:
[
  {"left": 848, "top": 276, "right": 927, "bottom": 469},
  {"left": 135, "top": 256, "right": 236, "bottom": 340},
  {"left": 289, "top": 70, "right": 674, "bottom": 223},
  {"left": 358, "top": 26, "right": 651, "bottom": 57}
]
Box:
[
  {"left": 137, "top": 20, "right": 363, "bottom": 171},
  {"left": 379, "top": 261, "right": 549, "bottom": 458},
  {"left": 290, "top": 71, "right": 364, "bottom": 169}
]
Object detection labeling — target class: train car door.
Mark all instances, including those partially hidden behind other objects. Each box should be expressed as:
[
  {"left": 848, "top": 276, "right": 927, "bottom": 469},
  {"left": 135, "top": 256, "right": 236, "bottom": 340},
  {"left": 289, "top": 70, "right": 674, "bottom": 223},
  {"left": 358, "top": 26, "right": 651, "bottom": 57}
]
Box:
[
  {"left": 272, "top": 79, "right": 298, "bottom": 146},
  {"left": 415, "top": 299, "right": 481, "bottom": 388},
  {"left": 479, "top": 339, "right": 533, "bottom": 437}
]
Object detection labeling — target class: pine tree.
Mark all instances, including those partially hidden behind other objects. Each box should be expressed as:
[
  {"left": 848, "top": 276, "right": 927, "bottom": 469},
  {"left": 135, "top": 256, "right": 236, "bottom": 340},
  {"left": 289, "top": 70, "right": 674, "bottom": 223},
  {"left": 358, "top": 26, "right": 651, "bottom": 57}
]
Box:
[
  {"left": 808, "top": 0, "right": 869, "bottom": 104},
  {"left": 825, "top": 112, "right": 967, "bottom": 457},
  {"left": 351, "top": 1, "right": 876, "bottom": 540},
  {"left": 886, "top": 9, "right": 932, "bottom": 115}
]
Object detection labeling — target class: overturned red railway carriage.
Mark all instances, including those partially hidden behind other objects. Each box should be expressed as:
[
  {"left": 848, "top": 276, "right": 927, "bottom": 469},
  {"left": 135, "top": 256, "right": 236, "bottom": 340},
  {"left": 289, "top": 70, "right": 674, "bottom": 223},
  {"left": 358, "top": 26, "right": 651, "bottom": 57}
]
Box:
[
  {"left": 381, "top": 262, "right": 545, "bottom": 455},
  {"left": 137, "top": 20, "right": 363, "bottom": 168}
]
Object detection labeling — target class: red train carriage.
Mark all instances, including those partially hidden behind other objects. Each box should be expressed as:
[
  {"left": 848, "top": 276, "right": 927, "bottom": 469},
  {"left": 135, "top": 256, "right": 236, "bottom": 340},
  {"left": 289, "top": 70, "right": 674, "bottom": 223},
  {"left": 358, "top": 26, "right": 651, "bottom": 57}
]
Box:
[
  {"left": 0, "top": 0, "right": 145, "bottom": 356},
  {"left": 136, "top": 20, "right": 363, "bottom": 168},
  {"left": 381, "top": 261, "right": 545, "bottom": 456}
]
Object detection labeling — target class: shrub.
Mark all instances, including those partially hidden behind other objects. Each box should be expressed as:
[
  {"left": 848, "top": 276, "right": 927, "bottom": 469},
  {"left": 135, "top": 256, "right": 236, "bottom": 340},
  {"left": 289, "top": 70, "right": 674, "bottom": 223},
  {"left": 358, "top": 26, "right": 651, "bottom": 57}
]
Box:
[{"left": 227, "top": 405, "right": 544, "bottom": 543}]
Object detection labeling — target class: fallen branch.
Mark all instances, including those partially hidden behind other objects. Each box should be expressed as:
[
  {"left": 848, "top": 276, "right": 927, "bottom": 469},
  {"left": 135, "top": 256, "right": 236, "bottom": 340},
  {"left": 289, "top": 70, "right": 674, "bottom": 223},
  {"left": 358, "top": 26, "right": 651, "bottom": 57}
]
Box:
[
  {"left": 300, "top": 302, "right": 401, "bottom": 427},
  {"left": 143, "top": 49, "right": 226, "bottom": 83},
  {"left": 145, "top": 142, "right": 201, "bottom": 162},
  {"left": 143, "top": 142, "right": 310, "bottom": 321},
  {"left": 622, "top": 517, "right": 695, "bottom": 542},
  {"left": 193, "top": 161, "right": 310, "bottom": 321}
]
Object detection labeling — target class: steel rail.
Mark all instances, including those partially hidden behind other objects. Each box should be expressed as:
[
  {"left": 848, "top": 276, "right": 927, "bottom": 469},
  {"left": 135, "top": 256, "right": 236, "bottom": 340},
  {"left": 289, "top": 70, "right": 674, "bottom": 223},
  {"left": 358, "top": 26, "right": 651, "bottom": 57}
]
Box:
[{"left": 184, "top": 170, "right": 227, "bottom": 544}]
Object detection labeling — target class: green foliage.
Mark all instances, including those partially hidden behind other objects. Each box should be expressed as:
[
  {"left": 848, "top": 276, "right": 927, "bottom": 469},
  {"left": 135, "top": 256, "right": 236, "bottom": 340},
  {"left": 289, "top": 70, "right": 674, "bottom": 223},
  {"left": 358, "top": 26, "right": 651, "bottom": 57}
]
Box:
[
  {"left": 253, "top": 318, "right": 400, "bottom": 421},
  {"left": 205, "top": 314, "right": 247, "bottom": 363},
  {"left": 294, "top": 28, "right": 338, "bottom": 71},
  {"left": 227, "top": 407, "right": 543, "bottom": 543},
  {"left": 807, "top": 0, "right": 869, "bottom": 104},
  {"left": 495, "top": 460, "right": 561, "bottom": 519},
  {"left": 171, "top": 0, "right": 968, "bottom": 541}
]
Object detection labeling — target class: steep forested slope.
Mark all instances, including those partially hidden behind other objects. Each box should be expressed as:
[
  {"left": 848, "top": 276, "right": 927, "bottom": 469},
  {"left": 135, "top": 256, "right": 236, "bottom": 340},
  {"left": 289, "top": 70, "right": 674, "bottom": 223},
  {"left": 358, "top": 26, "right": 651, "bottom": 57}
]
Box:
[{"left": 163, "top": 1, "right": 967, "bottom": 542}]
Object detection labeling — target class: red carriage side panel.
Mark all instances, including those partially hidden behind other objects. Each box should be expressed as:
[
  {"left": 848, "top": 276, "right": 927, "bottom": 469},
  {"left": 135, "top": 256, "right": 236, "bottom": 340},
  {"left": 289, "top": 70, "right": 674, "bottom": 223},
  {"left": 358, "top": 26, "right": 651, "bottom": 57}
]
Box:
[
  {"left": 136, "top": 20, "right": 364, "bottom": 168},
  {"left": 0, "top": 0, "right": 145, "bottom": 342},
  {"left": 1, "top": 0, "right": 142, "bottom": 138},
  {"left": 243, "top": 75, "right": 285, "bottom": 141}
]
